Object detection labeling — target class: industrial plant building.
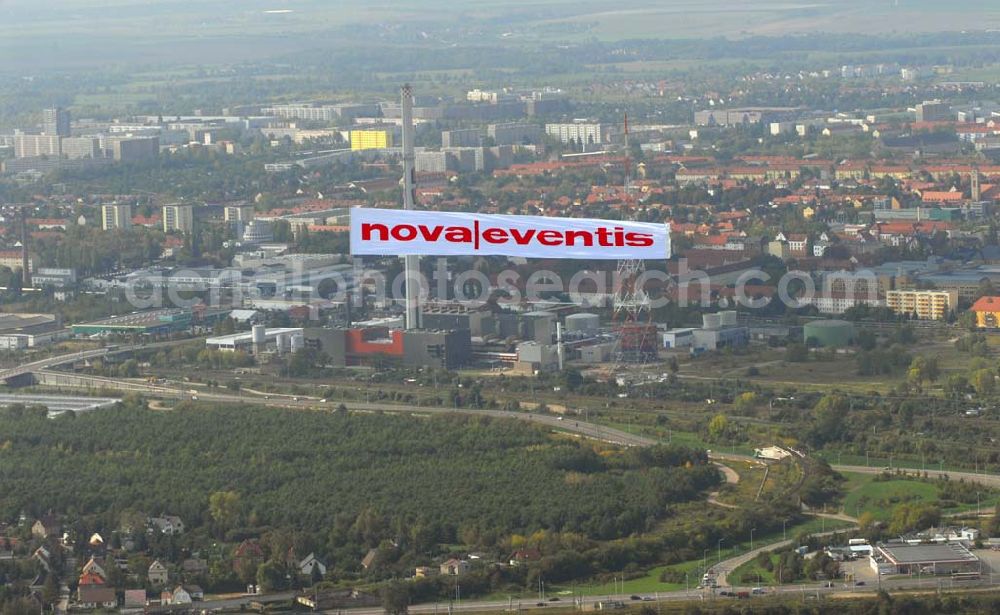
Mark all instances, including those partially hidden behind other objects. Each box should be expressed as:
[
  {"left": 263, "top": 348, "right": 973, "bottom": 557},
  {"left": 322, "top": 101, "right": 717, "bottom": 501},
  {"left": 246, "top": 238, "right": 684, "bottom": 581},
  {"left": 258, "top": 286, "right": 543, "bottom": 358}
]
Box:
[
  {"left": 0, "top": 313, "right": 69, "bottom": 349},
  {"left": 304, "top": 327, "right": 472, "bottom": 370},
  {"left": 662, "top": 311, "right": 748, "bottom": 353},
  {"left": 205, "top": 326, "right": 305, "bottom": 354},
  {"left": 71, "top": 309, "right": 193, "bottom": 336}
]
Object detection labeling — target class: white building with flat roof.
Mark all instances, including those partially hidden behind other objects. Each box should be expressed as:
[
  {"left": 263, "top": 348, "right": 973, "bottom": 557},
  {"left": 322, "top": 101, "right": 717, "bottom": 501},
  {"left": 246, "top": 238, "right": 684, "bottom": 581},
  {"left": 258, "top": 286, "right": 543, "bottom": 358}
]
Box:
[{"left": 205, "top": 327, "right": 303, "bottom": 353}]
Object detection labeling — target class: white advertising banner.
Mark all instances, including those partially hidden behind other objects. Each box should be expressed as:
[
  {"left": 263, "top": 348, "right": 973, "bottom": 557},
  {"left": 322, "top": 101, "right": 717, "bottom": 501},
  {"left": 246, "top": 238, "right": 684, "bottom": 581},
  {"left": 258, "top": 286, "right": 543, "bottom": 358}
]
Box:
[{"left": 350, "top": 209, "right": 670, "bottom": 260}]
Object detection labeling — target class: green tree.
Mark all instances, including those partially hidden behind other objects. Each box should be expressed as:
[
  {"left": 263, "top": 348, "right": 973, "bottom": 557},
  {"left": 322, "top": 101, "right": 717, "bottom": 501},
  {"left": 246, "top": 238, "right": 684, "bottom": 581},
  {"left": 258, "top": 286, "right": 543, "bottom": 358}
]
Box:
[
  {"left": 971, "top": 368, "right": 996, "bottom": 396},
  {"left": 256, "top": 560, "right": 289, "bottom": 593},
  {"left": 733, "top": 392, "right": 758, "bottom": 415},
  {"left": 707, "top": 414, "right": 729, "bottom": 441},
  {"left": 209, "top": 490, "right": 242, "bottom": 531},
  {"left": 42, "top": 573, "right": 59, "bottom": 605},
  {"left": 381, "top": 581, "right": 411, "bottom": 615}
]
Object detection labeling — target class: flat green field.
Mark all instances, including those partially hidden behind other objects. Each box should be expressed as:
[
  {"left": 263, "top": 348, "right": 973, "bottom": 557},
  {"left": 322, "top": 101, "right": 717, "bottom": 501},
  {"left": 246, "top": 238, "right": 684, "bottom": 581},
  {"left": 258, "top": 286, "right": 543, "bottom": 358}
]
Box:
[
  {"left": 842, "top": 478, "right": 939, "bottom": 521},
  {"left": 840, "top": 472, "right": 999, "bottom": 520}
]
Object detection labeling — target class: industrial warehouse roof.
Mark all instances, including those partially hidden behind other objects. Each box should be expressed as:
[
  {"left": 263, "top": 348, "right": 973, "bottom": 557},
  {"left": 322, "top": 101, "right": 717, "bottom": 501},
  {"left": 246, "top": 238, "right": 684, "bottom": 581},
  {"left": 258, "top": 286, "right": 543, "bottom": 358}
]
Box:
[
  {"left": 205, "top": 328, "right": 303, "bottom": 345},
  {"left": 0, "top": 313, "right": 58, "bottom": 332},
  {"left": 877, "top": 542, "right": 978, "bottom": 565},
  {"left": 78, "top": 309, "right": 189, "bottom": 327}
]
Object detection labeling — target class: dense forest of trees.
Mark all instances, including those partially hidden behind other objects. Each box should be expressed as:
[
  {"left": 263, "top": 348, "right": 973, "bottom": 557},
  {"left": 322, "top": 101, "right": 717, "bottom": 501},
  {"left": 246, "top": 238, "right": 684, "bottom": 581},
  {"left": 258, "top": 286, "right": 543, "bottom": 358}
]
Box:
[{"left": 0, "top": 401, "right": 719, "bottom": 544}]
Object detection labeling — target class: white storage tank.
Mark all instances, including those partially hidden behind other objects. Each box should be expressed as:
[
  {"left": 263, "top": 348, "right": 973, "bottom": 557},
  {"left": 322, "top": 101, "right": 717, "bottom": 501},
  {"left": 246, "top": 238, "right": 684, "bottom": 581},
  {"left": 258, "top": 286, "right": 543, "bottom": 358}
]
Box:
[
  {"left": 290, "top": 333, "right": 305, "bottom": 352},
  {"left": 276, "top": 333, "right": 290, "bottom": 354},
  {"left": 251, "top": 324, "right": 267, "bottom": 345},
  {"left": 719, "top": 310, "right": 738, "bottom": 327}
]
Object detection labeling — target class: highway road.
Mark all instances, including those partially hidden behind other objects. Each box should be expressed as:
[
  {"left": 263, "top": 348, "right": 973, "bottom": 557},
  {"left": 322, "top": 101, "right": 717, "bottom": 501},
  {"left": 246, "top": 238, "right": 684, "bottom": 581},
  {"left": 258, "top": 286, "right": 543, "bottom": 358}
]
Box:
[
  {"left": 0, "top": 338, "right": 203, "bottom": 382},
  {"left": 831, "top": 463, "right": 1000, "bottom": 489},
  {"left": 0, "top": 348, "right": 111, "bottom": 381},
  {"left": 185, "top": 574, "right": 997, "bottom": 615}
]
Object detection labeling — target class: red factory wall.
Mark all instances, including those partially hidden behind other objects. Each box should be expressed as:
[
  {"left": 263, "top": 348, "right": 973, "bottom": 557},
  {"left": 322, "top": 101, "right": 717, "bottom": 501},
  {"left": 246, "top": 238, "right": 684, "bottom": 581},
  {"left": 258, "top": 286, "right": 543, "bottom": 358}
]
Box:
[{"left": 346, "top": 327, "right": 405, "bottom": 357}]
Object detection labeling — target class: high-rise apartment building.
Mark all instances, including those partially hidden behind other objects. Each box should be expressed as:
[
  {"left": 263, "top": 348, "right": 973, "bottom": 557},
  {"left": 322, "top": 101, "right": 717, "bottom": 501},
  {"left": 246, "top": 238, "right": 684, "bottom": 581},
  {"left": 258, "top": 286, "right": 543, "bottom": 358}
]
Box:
[
  {"left": 162, "top": 204, "right": 195, "bottom": 234},
  {"left": 42, "top": 107, "right": 71, "bottom": 137},
  {"left": 101, "top": 204, "right": 133, "bottom": 231},
  {"left": 488, "top": 122, "right": 542, "bottom": 146},
  {"left": 14, "top": 134, "right": 60, "bottom": 158},
  {"left": 61, "top": 137, "right": 101, "bottom": 160},
  {"left": 224, "top": 204, "right": 255, "bottom": 223},
  {"left": 441, "top": 129, "right": 482, "bottom": 148},
  {"left": 915, "top": 100, "right": 953, "bottom": 123},
  {"left": 111, "top": 136, "right": 159, "bottom": 162},
  {"left": 544, "top": 122, "right": 604, "bottom": 145}
]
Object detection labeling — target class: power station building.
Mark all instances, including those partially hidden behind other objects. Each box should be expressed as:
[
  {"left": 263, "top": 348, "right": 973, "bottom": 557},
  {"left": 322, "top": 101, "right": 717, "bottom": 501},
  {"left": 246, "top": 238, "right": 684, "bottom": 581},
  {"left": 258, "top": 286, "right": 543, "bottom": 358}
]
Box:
[{"left": 304, "top": 327, "right": 471, "bottom": 369}]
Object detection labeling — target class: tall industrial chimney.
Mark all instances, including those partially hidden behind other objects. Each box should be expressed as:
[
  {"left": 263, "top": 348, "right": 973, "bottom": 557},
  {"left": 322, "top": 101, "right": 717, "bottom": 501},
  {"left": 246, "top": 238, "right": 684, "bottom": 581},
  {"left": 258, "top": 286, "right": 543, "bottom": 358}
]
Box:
[
  {"left": 401, "top": 84, "right": 422, "bottom": 330},
  {"left": 556, "top": 322, "right": 565, "bottom": 371},
  {"left": 20, "top": 211, "right": 30, "bottom": 288}
]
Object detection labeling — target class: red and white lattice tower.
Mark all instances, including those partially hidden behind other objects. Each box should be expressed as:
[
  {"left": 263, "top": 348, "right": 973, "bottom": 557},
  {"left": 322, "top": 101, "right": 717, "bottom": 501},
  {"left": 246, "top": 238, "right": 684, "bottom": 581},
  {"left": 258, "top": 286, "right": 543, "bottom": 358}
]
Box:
[{"left": 613, "top": 112, "right": 656, "bottom": 367}]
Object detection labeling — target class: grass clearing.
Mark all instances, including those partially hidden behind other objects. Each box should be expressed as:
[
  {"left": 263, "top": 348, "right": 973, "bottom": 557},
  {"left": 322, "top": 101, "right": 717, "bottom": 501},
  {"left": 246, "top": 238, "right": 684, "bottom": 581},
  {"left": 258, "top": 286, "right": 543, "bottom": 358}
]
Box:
[
  {"left": 843, "top": 478, "right": 939, "bottom": 521},
  {"left": 839, "top": 472, "right": 1000, "bottom": 520}
]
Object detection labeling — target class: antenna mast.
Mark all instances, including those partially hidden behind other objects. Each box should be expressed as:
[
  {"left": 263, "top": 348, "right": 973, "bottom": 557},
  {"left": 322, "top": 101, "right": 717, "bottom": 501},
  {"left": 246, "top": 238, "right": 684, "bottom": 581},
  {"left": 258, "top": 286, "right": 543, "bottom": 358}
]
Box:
[
  {"left": 401, "top": 84, "right": 422, "bottom": 330},
  {"left": 612, "top": 112, "right": 654, "bottom": 369}
]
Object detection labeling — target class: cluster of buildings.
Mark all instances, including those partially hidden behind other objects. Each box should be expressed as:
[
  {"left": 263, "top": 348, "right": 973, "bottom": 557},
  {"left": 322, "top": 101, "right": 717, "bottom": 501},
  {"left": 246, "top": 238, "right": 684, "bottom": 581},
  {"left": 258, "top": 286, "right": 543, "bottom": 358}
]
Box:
[
  {"left": 2, "top": 511, "right": 345, "bottom": 611},
  {"left": 4, "top": 107, "right": 160, "bottom": 176}
]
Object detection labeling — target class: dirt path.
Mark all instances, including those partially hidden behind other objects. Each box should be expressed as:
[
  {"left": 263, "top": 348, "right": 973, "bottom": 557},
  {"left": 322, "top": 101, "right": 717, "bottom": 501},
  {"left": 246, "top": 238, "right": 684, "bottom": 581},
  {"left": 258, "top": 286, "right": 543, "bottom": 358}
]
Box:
[{"left": 707, "top": 462, "right": 741, "bottom": 509}]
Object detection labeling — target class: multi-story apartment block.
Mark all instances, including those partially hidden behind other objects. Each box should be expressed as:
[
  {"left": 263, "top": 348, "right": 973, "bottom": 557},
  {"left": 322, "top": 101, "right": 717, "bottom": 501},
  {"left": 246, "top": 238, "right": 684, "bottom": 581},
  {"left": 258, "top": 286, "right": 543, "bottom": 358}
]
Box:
[
  {"left": 162, "top": 204, "right": 195, "bottom": 234},
  {"left": 885, "top": 289, "right": 957, "bottom": 320},
  {"left": 101, "top": 203, "right": 133, "bottom": 231}
]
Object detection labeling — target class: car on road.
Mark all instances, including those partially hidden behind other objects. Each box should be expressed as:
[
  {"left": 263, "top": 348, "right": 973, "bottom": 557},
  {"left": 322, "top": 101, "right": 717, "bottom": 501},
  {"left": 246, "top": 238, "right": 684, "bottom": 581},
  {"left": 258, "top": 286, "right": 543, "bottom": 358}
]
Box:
[
  {"left": 547, "top": 597, "right": 559, "bottom": 602},
  {"left": 640, "top": 597, "right": 654, "bottom": 602},
  {"left": 629, "top": 595, "right": 641, "bottom": 601},
  {"left": 855, "top": 581, "right": 866, "bottom": 586},
  {"left": 535, "top": 602, "right": 546, "bottom": 607}
]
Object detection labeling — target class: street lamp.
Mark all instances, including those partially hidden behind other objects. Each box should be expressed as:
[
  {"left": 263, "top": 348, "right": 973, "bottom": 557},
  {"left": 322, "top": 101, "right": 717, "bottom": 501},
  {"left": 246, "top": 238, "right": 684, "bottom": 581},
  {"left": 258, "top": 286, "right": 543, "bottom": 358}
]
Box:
[
  {"left": 750, "top": 528, "right": 756, "bottom": 552},
  {"left": 782, "top": 519, "right": 787, "bottom": 541},
  {"left": 718, "top": 538, "right": 725, "bottom": 565}
]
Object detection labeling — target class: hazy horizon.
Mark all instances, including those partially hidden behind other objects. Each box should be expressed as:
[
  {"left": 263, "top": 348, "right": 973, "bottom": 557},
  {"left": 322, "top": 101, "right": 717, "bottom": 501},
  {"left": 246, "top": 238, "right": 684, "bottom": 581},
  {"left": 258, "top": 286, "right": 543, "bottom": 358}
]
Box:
[{"left": 4, "top": 0, "right": 1000, "bottom": 71}]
